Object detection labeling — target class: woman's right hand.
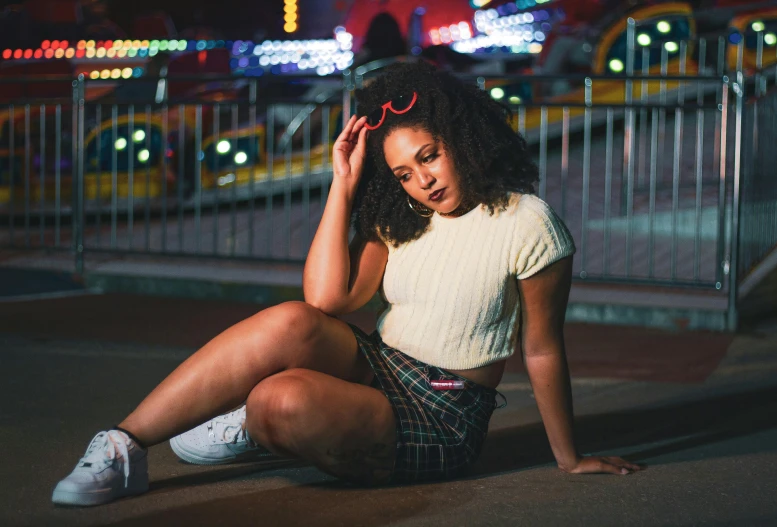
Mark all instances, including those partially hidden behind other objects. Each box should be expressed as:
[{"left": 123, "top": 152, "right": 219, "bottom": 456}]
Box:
[{"left": 332, "top": 115, "right": 370, "bottom": 189}]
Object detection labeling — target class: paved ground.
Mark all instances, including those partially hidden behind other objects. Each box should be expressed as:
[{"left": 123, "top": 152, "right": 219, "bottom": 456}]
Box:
[{"left": 1, "top": 290, "right": 776, "bottom": 527}]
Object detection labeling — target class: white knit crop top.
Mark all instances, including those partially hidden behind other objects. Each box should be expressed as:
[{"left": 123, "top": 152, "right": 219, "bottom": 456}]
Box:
[{"left": 375, "top": 193, "right": 576, "bottom": 369}]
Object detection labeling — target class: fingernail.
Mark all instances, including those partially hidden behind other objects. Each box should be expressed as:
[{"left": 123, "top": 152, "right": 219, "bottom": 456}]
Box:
[{"left": 621, "top": 468, "right": 628, "bottom": 474}]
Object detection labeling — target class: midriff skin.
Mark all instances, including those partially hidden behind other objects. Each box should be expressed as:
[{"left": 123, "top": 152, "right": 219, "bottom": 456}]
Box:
[{"left": 446, "top": 360, "right": 507, "bottom": 390}]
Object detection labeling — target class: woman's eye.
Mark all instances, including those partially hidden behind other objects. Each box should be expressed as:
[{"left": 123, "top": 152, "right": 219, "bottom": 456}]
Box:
[
  {"left": 423, "top": 154, "right": 436, "bottom": 163},
  {"left": 399, "top": 174, "right": 410, "bottom": 182}
]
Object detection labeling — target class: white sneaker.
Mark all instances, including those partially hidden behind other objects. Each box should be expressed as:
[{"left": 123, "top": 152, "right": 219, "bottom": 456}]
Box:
[
  {"left": 169, "top": 405, "right": 284, "bottom": 465},
  {"left": 52, "top": 430, "right": 148, "bottom": 507}
]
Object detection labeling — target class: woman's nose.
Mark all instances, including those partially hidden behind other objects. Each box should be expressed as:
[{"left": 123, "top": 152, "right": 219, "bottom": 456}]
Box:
[{"left": 417, "top": 171, "right": 435, "bottom": 189}]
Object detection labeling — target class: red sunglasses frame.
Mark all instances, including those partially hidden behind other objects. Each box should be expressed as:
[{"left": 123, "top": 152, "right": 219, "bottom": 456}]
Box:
[{"left": 363, "top": 92, "right": 418, "bottom": 130}]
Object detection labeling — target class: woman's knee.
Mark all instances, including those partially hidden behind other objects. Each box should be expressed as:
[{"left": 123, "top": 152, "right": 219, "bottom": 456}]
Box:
[
  {"left": 255, "top": 301, "right": 326, "bottom": 345},
  {"left": 244, "top": 370, "right": 316, "bottom": 450}
]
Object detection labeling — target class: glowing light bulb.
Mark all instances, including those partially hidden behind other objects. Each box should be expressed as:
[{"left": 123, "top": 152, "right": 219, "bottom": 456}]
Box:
[
  {"left": 752, "top": 21, "right": 765, "bottom": 32},
  {"left": 609, "top": 58, "right": 625, "bottom": 72},
  {"left": 133, "top": 130, "right": 146, "bottom": 142},
  {"left": 234, "top": 152, "right": 248, "bottom": 164},
  {"left": 137, "top": 149, "right": 150, "bottom": 163},
  {"left": 657, "top": 21, "right": 671, "bottom": 34},
  {"left": 216, "top": 140, "right": 231, "bottom": 154},
  {"left": 490, "top": 87, "right": 505, "bottom": 99},
  {"left": 765, "top": 33, "right": 777, "bottom": 46},
  {"left": 637, "top": 33, "right": 651, "bottom": 46},
  {"left": 664, "top": 41, "right": 679, "bottom": 53},
  {"left": 115, "top": 138, "right": 128, "bottom": 150}
]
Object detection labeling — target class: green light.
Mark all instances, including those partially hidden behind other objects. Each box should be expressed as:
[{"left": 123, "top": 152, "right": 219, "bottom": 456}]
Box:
[
  {"left": 765, "top": 33, "right": 777, "bottom": 46},
  {"left": 234, "top": 152, "right": 248, "bottom": 164},
  {"left": 150, "top": 40, "right": 159, "bottom": 48},
  {"left": 508, "top": 96, "right": 522, "bottom": 104},
  {"left": 137, "top": 149, "right": 150, "bottom": 163},
  {"left": 637, "top": 33, "right": 651, "bottom": 46},
  {"left": 149, "top": 48, "right": 158, "bottom": 57},
  {"left": 657, "top": 21, "right": 671, "bottom": 34},
  {"left": 167, "top": 40, "right": 177, "bottom": 51},
  {"left": 609, "top": 58, "right": 624, "bottom": 72},
  {"left": 752, "top": 21, "right": 765, "bottom": 32},
  {"left": 216, "top": 140, "right": 231, "bottom": 154},
  {"left": 115, "top": 137, "right": 127, "bottom": 150},
  {"left": 159, "top": 40, "right": 168, "bottom": 51},
  {"left": 664, "top": 41, "right": 679, "bottom": 53},
  {"left": 127, "top": 48, "right": 137, "bottom": 58},
  {"left": 178, "top": 40, "right": 187, "bottom": 50},
  {"left": 133, "top": 130, "right": 145, "bottom": 143},
  {"left": 490, "top": 87, "right": 504, "bottom": 100}
]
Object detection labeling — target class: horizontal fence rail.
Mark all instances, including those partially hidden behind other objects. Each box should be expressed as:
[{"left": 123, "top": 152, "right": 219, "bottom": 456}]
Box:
[{"left": 1, "top": 33, "right": 776, "bottom": 328}]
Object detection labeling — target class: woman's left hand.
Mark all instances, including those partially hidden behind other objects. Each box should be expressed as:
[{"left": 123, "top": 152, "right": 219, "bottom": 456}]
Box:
[{"left": 560, "top": 455, "right": 642, "bottom": 475}]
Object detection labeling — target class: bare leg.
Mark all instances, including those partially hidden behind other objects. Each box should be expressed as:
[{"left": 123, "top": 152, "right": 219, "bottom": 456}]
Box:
[
  {"left": 118, "top": 301, "right": 373, "bottom": 447},
  {"left": 246, "top": 368, "right": 397, "bottom": 486}
]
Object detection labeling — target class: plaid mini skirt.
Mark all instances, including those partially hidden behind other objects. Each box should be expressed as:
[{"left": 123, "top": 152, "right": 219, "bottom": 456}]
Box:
[{"left": 348, "top": 323, "right": 505, "bottom": 484}]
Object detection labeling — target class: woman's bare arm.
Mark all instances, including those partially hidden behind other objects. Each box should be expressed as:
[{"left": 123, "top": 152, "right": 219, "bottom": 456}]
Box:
[
  {"left": 303, "top": 115, "right": 388, "bottom": 315},
  {"left": 518, "top": 256, "right": 641, "bottom": 475}
]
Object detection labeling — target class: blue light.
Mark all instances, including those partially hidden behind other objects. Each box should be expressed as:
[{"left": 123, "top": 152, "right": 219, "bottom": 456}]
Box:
[
  {"left": 196, "top": 40, "right": 206, "bottom": 51},
  {"left": 187, "top": 41, "right": 196, "bottom": 51},
  {"left": 728, "top": 31, "right": 742, "bottom": 44},
  {"left": 229, "top": 58, "right": 239, "bottom": 68},
  {"left": 414, "top": 7, "right": 426, "bottom": 15},
  {"left": 132, "top": 67, "right": 144, "bottom": 77},
  {"left": 207, "top": 40, "right": 215, "bottom": 49}
]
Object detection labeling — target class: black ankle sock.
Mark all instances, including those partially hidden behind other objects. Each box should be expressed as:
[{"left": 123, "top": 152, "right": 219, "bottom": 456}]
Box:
[{"left": 112, "top": 426, "right": 147, "bottom": 450}]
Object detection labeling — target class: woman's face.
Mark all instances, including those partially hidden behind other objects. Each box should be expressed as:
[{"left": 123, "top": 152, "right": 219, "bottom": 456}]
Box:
[{"left": 382, "top": 127, "right": 463, "bottom": 215}]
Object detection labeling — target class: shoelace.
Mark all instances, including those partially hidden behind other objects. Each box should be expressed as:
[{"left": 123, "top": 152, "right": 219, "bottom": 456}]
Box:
[
  {"left": 208, "top": 407, "right": 254, "bottom": 446},
  {"left": 79, "top": 431, "right": 133, "bottom": 487}
]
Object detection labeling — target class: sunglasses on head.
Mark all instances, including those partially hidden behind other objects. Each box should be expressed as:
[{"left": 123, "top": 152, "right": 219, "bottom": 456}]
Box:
[{"left": 363, "top": 92, "right": 418, "bottom": 130}]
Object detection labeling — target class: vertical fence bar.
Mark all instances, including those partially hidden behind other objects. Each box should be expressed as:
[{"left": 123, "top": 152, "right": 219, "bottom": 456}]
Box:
[
  {"left": 95, "top": 104, "right": 102, "bottom": 246},
  {"left": 177, "top": 105, "right": 185, "bottom": 251},
  {"left": 144, "top": 106, "right": 151, "bottom": 252},
  {"left": 518, "top": 105, "right": 526, "bottom": 136},
  {"left": 580, "top": 79, "right": 592, "bottom": 278},
  {"left": 55, "top": 105, "right": 61, "bottom": 247},
  {"left": 303, "top": 107, "right": 311, "bottom": 256},
  {"left": 623, "top": 18, "right": 636, "bottom": 276},
  {"left": 284, "top": 105, "right": 293, "bottom": 259},
  {"left": 8, "top": 105, "right": 14, "bottom": 246},
  {"left": 75, "top": 76, "right": 85, "bottom": 274},
  {"left": 637, "top": 48, "right": 649, "bottom": 189},
  {"left": 194, "top": 104, "right": 202, "bottom": 254},
  {"left": 716, "top": 80, "right": 728, "bottom": 289},
  {"left": 694, "top": 39, "right": 706, "bottom": 281},
  {"left": 248, "top": 80, "right": 257, "bottom": 257},
  {"left": 648, "top": 105, "right": 659, "bottom": 278},
  {"left": 560, "top": 106, "right": 569, "bottom": 221},
  {"left": 670, "top": 42, "right": 687, "bottom": 280},
  {"left": 538, "top": 106, "right": 548, "bottom": 200},
  {"left": 604, "top": 107, "right": 614, "bottom": 276},
  {"left": 161, "top": 104, "right": 168, "bottom": 252},
  {"left": 266, "top": 105, "right": 275, "bottom": 257},
  {"left": 321, "top": 104, "right": 330, "bottom": 210},
  {"left": 111, "top": 105, "right": 118, "bottom": 249},
  {"left": 127, "top": 105, "right": 135, "bottom": 249},
  {"left": 230, "top": 103, "right": 238, "bottom": 257},
  {"left": 728, "top": 69, "right": 744, "bottom": 330},
  {"left": 24, "top": 104, "right": 30, "bottom": 247},
  {"left": 658, "top": 47, "right": 669, "bottom": 187},
  {"left": 212, "top": 104, "right": 220, "bottom": 255},
  {"left": 39, "top": 104, "right": 46, "bottom": 245},
  {"left": 71, "top": 82, "right": 78, "bottom": 258}
]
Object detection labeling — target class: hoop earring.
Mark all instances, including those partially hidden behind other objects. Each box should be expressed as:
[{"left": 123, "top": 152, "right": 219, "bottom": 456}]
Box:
[{"left": 407, "top": 196, "right": 433, "bottom": 218}]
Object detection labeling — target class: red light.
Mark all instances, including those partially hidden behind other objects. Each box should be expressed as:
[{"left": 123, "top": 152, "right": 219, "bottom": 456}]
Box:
[
  {"left": 34, "top": 49, "right": 43, "bottom": 59},
  {"left": 2, "top": 49, "right": 10, "bottom": 59},
  {"left": 45, "top": 49, "right": 54, "bottom": 58},
  {"left": 97, "top": 40, "right": 104, "bottom": 48},
  {"left": 24, "top": 49, "right": 32, "bottom": 59},
  {"left": 42, "top": 40, "right": 50, "bottom": 49},
  {"left": 14, "top": 49, "right": 22, "bottom": 59},
  {"left": 60, "top": 40, "right": 68, "bottom": 49},
  {"left": 104, "top": 40, "right": 112, "bottom": 49},
  {"left": 51, "top": 40, "right": 60, "bottom": 49},
  {"left": 76, "top": 49, "right": 85, "bottom": 58}
]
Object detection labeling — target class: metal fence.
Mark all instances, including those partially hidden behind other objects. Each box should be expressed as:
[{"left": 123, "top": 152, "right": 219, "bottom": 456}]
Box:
[{"left": 1, "top": 32, "right": 776, "bottom": 329}]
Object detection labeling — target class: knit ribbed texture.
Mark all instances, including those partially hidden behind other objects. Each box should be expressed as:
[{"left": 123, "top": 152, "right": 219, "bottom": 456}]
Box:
[{"left": 376, "top": 193, "right": 576, "bottom": 369}]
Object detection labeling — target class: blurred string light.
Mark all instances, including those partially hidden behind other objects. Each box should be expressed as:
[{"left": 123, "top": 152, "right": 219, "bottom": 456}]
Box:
[
  {"left": 664, "top": 41, "right": 679, "bottom": 53},
  {"left": 637, "top": 33, "right": 651, "bottom": 46},
  {"left": 765, "top": 33, "right": 777, "bottom": 46},
  {"left": 446, "top": 6, "right": 551, "bottom": 54},
  {"left": 656, "top": 20, "right": 671, "bottom": 34},
  {"left": 284, "top": 0, "right": 298, "bottom": 33},
  {"left": 751, "top": 21, "right": 765, "bottom": 32}
]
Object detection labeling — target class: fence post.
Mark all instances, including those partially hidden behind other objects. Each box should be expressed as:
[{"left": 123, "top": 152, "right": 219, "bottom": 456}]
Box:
[
  {"left": 727, "top": 45, "right": 744, "bottom": 331},
  {"left": 73, "top": 75, "right": 85, "bottom": 276}
]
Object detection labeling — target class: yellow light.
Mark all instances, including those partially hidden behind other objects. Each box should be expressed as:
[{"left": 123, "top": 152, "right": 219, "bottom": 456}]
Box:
[
  {"left": 115, "top": 137, "right": 127, "bottom": 150},
  {"left": 110, "top": 68, "right": 121, "bottom": 79},
  {"left": 106, "top": 48, "right": 116, "bottom": 58},
  {"left": 657, "top": 21, "right": 671, "bottom": 34},
  {"left": 216, "top": 140, "right": 231, "bottom": 154},
  {"left": 766, "top": 33, "right": 777, "bottom": 46},
  {"left": 137, "top": 149, "right": 150, "bottom": 163},
  {"left": 284, "top": 22, "right": 297, "bottom": 33},
  {"left": 65, "top": 48, "right": 75, "bottom": 58},
  {"left": 122, "top": 68, "right": 133, "bottom": 79},
  {"left": 132, "top": 40, "right": 141, "bottom": 49},
  {"left": 637, "top": 33, "right": 651, "bottom": 46},
  {"left": 123, "top": 41, "right": 131, "bottom": 50},
  {"left": 284, "top": 0, "right": 296, "bottom": 4},
  {"left": 284, "top": 3, "right": 297, "bottom": 13},
  {"left": 752, "top": 21, "right": 765, "bottom": 32},
  {"left": 86, "top": 40, "right": 95, "bottom": 48},
  {"left": 54, "top": 48, "right": 65, "bottom": 58},
  {"left": 89, "top": 70, "right": 100, "bottom": 79},
  {"left": 141, "top": 40, "right": 149, "bottom": 48},
  {"left": 77, "top": 40, "right": 86, "bottom": 50},
  {"left": 86, "top": 48, "right": 95, "bottom": 58},
  {"left": 96, "top": 47, "right": 106, "bottom": 58},
  {"left": 529, "top": 43, "right": 543, "bottom": 54},
  {"left": 490, "top": 87, "right": 504, "bottom": 100},
  {"left": 284, "top": 13, "right": 297, "bottom": 23},
  {"left": 664, "top": 41, "right": 679, "bottom": 53},
  {"left": 117, "top": 49, "right": 127, "bottom": 58},
  {"left": 113, "top": 40, "right": 123, "bottom": 48},
  {"left": 235, "top": 152, "right": 248, "bottom": 164},
  {"left": 100, "top": 69, "right": 110, "bottom": 79},
  {"left": 508, "top": 96, "right": 522, "bottom": 104},
  {"left": 133, "top": 130, "right": 145, "bottom": 142},
  {"left": 609, "top": 58, "right": 625, "bottom": 72}
]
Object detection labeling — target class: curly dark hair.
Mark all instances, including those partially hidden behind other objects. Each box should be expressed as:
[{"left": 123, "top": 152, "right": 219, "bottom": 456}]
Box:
[{"left": 352, "top": 60, "right": 538, "bottom": 247}]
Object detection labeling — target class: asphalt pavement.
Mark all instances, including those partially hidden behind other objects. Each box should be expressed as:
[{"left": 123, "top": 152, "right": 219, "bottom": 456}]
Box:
[{"left": 1, "top": 291, "right": 776, "bottom": 526}]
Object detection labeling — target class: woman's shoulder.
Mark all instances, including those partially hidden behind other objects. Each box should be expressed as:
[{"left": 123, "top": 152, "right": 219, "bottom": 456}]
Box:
[{"left": 503, "top": 192, "right": 559, "bottom": 223}]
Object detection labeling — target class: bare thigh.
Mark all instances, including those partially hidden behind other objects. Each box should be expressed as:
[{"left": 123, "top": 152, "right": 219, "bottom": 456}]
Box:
[{"left": 245, "top": 368, "right": 396, "bottom": 486}]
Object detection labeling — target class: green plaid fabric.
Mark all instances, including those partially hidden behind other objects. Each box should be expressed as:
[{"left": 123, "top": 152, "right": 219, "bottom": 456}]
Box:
[{"left": 348, "top": 323, "right": 501, "bottom": 484}]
